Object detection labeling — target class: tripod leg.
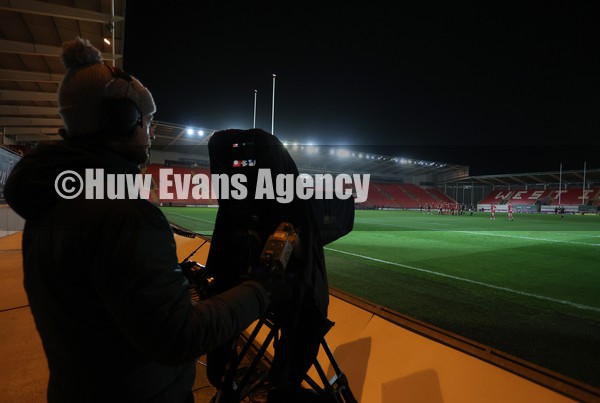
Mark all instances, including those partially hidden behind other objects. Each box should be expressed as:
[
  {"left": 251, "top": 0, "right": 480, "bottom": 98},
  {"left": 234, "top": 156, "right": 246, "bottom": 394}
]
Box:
[
  {"left": 214, "top": 313, "right": 278, "bottom": 402},
  {"left": 302, "top": 339, "right": 358, "bottom": 403},
  {"left": 234, "top": 325, "right": 277, "bottom": 399},
  {"left": 212, "top": 337, "right": 241, "bottom": 403}
]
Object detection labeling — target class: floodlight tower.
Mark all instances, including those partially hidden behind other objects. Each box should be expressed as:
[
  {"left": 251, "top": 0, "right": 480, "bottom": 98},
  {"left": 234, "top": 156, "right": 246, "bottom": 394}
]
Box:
[
  {"left": 271, "top": 74, "right": 276, "bottom": 134},
  {"left": 253, "top": 90, "right": 258, "bottom": 129}
]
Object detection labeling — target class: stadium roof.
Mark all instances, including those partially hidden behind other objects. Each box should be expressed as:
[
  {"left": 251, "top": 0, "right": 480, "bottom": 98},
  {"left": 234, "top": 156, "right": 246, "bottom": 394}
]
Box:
[
  {"left": 150, "top": 121, "right": 471, "bottom": 180},
  {"left": 0, "top": 0, "right": 126, "bottom": 143},
  {"left": 440, "top": 169, "right": 600, "bottom": 187},
  {"left": 151, "top": 122, "right": 600, "bottom": 186}
]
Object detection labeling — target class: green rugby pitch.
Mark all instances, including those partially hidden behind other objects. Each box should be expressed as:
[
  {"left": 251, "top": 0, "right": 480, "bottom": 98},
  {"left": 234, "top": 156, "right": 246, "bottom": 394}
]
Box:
[{"left": 161, "top": 206, "right": 600, "bottom": 388}]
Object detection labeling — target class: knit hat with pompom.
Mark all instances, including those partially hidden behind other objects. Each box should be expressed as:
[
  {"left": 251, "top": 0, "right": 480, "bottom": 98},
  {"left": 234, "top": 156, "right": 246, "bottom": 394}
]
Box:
[{"left": 57, "top": 37, "right": 156, "bottom": 138}]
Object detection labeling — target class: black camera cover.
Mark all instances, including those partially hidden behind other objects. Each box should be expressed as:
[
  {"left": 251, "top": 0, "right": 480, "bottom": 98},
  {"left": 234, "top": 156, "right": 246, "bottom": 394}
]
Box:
[{"left": 205, "top": 128, "right": 354, "bottom": 393}]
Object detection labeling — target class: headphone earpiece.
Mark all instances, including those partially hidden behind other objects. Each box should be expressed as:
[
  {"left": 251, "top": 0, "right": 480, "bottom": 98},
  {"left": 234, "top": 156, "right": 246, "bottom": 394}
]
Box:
[{"left": 102, "top": 97, "right": 142, "bottom": 138}]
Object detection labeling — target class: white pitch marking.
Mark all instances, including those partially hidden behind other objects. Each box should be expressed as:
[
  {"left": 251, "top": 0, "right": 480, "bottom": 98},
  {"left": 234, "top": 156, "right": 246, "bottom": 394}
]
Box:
[
  {"left": 164, "top": 211, "right": 216, "bottom": 225},
  {"left": 455, "top": 230, "right": 600, "bottom": 247},
  {"left": 326, "top": 247, "right": 600, "bottom": 313}
]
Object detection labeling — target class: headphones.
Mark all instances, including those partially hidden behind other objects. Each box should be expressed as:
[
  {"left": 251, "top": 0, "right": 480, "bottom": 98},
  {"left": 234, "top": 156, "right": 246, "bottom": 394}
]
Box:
[
  {"left": 59, "top": 65, "right": 145, "bottom": 139},
  {"left": 102, "top": 97, "right": 143, "bottom": 138},
  {"left": 102, "top": 66, "right": 143, "bottom": 138}
]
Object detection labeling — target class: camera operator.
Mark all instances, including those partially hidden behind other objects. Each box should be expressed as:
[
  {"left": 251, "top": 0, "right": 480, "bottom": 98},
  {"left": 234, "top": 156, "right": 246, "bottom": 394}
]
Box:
[{"left": 4, "top": 38, "right": 270, "bottom": 403}]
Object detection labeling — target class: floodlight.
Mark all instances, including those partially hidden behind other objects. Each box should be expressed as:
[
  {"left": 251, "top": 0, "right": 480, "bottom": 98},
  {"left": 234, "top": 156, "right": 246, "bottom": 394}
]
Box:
[{"left": 337, "top": 149, "right": 350, "bottom": 158}]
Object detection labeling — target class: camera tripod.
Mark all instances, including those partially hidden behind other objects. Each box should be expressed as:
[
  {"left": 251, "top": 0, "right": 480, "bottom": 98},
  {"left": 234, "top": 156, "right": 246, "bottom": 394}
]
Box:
[{"left": 213, "top": 310, "right": 357, "bottom": 403}]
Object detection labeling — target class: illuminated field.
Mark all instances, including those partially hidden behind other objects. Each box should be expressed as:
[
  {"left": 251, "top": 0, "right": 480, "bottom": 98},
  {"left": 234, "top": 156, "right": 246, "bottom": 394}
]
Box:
[{"left": 160, "top": 207, "right": 600, "bottom": 388}]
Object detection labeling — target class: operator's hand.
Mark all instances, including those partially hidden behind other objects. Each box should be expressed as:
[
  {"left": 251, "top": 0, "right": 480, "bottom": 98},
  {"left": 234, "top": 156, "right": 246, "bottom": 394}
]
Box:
[
  {"left": 247, "top": 265, "right": 272, "bottom": 295},
  {"left": 179, "top": 260, "right": 202, "bottom": 282}
]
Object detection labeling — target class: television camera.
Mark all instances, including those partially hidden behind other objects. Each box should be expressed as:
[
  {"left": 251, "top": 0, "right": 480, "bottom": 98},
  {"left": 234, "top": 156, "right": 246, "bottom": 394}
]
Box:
[
  {"left": 180, "top": 221, "right": 301, "bottom": 301},
  {"left": 183, "top": 128, "right": 356, "bottom": 402}
]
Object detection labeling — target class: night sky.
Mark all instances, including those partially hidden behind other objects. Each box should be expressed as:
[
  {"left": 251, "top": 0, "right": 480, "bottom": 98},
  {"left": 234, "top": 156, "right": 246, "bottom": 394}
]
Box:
[{"left": 124, "top": 2, "right": 600, "bottom": 175}]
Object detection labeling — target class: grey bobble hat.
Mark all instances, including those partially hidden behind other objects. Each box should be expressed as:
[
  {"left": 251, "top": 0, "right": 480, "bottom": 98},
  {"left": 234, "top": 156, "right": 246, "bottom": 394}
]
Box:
[{"left": 58, "top": 37, "right": 156, "bottom": 138}]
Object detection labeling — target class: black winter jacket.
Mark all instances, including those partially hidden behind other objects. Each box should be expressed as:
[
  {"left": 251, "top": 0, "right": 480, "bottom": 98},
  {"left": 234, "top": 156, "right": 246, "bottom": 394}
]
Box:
[{"left": 4, "top": 141, "right": 269, "bottom": 402}]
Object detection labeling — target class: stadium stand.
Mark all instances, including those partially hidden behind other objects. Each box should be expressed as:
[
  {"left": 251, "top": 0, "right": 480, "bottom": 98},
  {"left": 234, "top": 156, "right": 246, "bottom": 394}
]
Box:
[
  {"left": 479, "top": 189, "right": 514, "bottom": 205},
  {"left": 478, "top": 187, "right": 600, "bottom": 207},
  {"left": 142, "top": 162, "right": 470, "bottom": 209},
  {"left": 363, "top": 183, "right": 400, "bottom": 208},
  {"left": 546, "top": 188, "right": 598, "bottom": 206},
  {"left": 505, "top": 189, "right": 550, "bottom": 205},
  {"left": 141, "top": 157, "right": 600, "bottom": 211},
  {"left": 143, "top": 163, "right": 217, "bottom": 206},
  {"left": 372, "top": 183, "right": 418, "bottom": 208},
  {"left": 398, "top": 183, "right": 440, "bottom": 206},
  {"left": 143, "top": 164, "right": 470, "bottom": 210},
  {"left": 592, "top": 189, "right": 600, "bottom": 206},
  {"left": 425, "top": 187, "right": 457, "bottom": 204}
]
